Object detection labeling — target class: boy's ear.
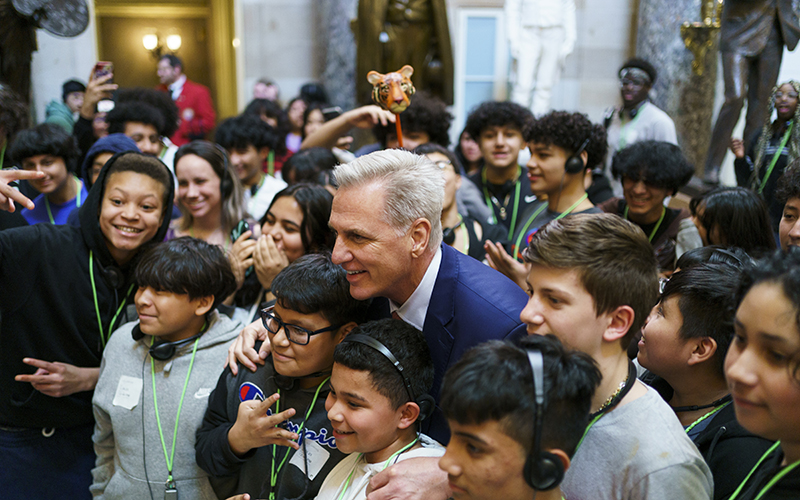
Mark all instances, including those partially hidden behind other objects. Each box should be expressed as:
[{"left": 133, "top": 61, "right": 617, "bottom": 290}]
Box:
[
  {"left": 687, "top": 337, "right": 718, "bottom": 366},
  {"left": 601, "top": 305, "right": 635, "bottom": 344},
  {"left": 258, "top": 146, "right": 270, "bottom": 162},
  {"left": 397, "top": 402, "right": 421, "bottom": 430},
  {"left": 194, "top": 295, "right": 214, "bottom": 317},
  {"left": 544, "top": 448, "right": 571, "bottom": 475},
  {"left": 334, "top": 322, "right": 358, "bottom": 344}
]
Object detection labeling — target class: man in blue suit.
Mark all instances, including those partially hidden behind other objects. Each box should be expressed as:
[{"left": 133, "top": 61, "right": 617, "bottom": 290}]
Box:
[{"left": 229, "top": 149, "right": 527, "bottom": 500}]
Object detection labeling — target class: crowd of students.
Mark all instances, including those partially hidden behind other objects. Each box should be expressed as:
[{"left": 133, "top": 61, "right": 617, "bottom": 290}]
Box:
[{"left": 0, "top": 57, "right": 799, "bottom": 500}]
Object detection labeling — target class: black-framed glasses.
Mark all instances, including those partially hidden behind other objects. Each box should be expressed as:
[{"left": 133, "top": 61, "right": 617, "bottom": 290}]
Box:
[{"left": 260, "top": 305, "right": 343, "bottom": 345}]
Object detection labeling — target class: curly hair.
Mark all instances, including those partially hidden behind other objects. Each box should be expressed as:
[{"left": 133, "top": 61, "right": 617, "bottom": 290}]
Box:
[
  {"left": 215, "top": 114, "right": 279, "bottom": 152},
  {"left": 0, "top": 84, "right": 29, "bottom": 142},
  {"left": 611, "top": 140, "right": 694, "bottom": 195},
  {"left": 374, "top": 91, "right": 453, "bottom": 147},
  {"left": 116, "top": 87, "right": 180, "bottom": 138},
  {"left": 464, "top": 101, "right": 533, "bottom": 142},
  {"left": 750, "top": 81, "right": 800, "bottom": 190},
  {"left": 776, "top": 158, "right": 800, "bottom": 205},
  {"left": 525, "top": 111, "right": 608, "bottom": 169},
  {"left": 243, "top": 98, "right": 289, "bottom": 154}
]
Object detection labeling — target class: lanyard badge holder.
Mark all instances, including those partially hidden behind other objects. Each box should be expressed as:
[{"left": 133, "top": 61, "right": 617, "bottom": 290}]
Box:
[{"left": 165, "top": 480, "right": 177, "bottom": 500}]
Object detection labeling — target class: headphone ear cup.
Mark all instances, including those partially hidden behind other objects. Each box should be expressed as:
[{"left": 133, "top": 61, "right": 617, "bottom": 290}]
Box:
[
  {"left": 416, "top": 394, "right": 436, "bottom": 421},
  {"left": 524, "top": 450, "right": 564, "bottom": 491},
  {"left": 220, "top": 172, "right": 234, "bottom": 199},
  {"left": 564, "top": 155, "right": 585, "bottom": 175}
]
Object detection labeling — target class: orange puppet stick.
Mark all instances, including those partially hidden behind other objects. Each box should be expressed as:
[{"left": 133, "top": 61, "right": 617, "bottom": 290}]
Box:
[{"left": 367, "top": 65, "right": 416, "bottom": 149}]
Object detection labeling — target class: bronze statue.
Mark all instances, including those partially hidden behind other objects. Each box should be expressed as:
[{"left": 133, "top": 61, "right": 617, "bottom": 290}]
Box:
[
  {"left": 354, "top": 0, "right": 453, "bottom": 105},
  {"left": 703, "top": 0, "right": 800, "bottom": 184}
]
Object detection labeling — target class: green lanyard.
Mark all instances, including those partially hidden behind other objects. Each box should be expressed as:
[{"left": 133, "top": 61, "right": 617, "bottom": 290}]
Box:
[
  {"left": 336, "top": 437, "right": 420, "bottom": 500},
  {"left": 44, "top": 176, "right": 83, "bottom": 224},
  {"left": 574, "top": 412, "right": 604, "bottom": 452},
  {"left": 728, "top": 441, "right": 800, "bottom": 500},
  {"left": 0, "top": 140, "right": 6, "bottom": 170},
  {"left": 481, "top": 166, "right": 522, "bottom": 236},
  {"left": 623, "top": 205, "right": 665, "bottom": 243},
  {"left": 759, "top": 121, "right": 794, "bottom": 194},
  {"left": 89, "top": 251, "right": 135, "bottom": 349},
  {"left": 268, "top": 150, "right": 275, "bottom": 177},
  {"left": 269, "top": 377, "right": 330, "bottom": 500},
  {"left": 684, "top": 401, "right": 730, "bottom": 434},
  {"left": 150, "top": 335, "right": 200, "bottom": 488},
  {"left": 513, "top": 194, "right": 588, "bottom": 259}
]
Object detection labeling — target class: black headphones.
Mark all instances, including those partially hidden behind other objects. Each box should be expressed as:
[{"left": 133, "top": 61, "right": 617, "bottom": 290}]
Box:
[
  {"left": 564, "top": 138, "right": 590, "bottom": 175},
  {"left": 523, "top": 350, "right": 565, "bottom": 491},
  {"left": 343, "top": 334, "right": 436, "bottom": 421},
  {"left": 131, "top": 323, "right": 206, "bottom": 361},
  {"left": 214, "top": 144, "right": 235, "bottom": 200}
]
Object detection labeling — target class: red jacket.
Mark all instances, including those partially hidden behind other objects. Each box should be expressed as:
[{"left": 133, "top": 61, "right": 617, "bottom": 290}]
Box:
[{"left": 159, "top": 79, "right": 216, "bottom": 146}]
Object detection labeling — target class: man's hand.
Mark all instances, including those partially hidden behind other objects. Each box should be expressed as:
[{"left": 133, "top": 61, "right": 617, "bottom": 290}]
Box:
[
  {"left": 15, "top": 358, "right": 100, "bottom": 397},
  {"left": 343, "top": 105, "right": 396, "bottom": 129},
  {"left": 226, "top": 319, "right": 272, "bottom": 376},
  {"left": 80, "top": 71, "right": 118, "bottom": 120},
  {"left": 227, "top": 392, "right": 299, "bottom": 457},
  {"left": 367, "top": 456, "right": 450, "bottom": 500},
  {"left": 0, "top": 169, "right": 43, "bottom": 212},
  {"left": 484, "top": 241, "right": 528, "bottom": 290}
]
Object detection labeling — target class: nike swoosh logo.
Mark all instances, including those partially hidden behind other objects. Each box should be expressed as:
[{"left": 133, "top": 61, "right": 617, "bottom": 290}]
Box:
[
  {"left": 525, "top": 195, "right": 538, "bottom": 203},
  {"left": 194, "top": 388, "right": 212, "bottom": 399}
]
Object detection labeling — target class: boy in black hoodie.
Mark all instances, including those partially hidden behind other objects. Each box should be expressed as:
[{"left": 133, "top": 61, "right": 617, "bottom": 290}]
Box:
[
  {"left": 196, "top": 252, "right": 370, "bottom": 500},
  {"left": 0, "top": 151, "right": 174, "bottom": 499}
]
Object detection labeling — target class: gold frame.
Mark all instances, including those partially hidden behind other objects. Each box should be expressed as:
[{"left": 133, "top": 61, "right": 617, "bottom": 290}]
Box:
[{"left": 94, "top": 0, "right": 238, "bottom": 119}]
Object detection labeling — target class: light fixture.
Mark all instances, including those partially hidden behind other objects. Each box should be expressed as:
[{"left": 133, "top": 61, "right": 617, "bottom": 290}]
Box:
[
  {"left": 142, "top": 30, "right": 181, "bottom": 59},
  {"left": 166, "top": 34, "right": 182, "bottom": 51}
]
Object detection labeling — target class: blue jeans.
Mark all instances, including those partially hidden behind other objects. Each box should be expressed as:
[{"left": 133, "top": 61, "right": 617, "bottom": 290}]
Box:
[{"left": 0, "top": 423, "right": 94, "bottom": 499}]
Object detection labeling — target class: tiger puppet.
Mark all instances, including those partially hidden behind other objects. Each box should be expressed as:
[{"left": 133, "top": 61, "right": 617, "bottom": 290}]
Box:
[{"left": 367, "top": 65, "right": 416, "bottom": 114}]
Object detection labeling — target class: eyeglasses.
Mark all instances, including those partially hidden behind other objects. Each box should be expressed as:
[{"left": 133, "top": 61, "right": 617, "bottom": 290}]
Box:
[
  {"left": 775, "top": 91, "right": 799, "bottom": 100},
  {"left": 260, "top": 306, "right": 343, "bottom": 345}
]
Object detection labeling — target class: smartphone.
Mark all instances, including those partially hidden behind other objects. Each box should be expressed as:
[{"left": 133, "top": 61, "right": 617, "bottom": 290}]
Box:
[
  {"left": 93, "top": 61, "right": 114, "bottom": 83},
  {"left": 322, "top": 106, "right": 343, "bottom": 121},
  {"left": 231, "top": 220, "right": 255, "bottom": 277}
]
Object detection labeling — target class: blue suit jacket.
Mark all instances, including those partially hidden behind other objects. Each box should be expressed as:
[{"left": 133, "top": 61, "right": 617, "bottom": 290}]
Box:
[{"left": 366, "top": 244, "right": 528, "bottom": 443}]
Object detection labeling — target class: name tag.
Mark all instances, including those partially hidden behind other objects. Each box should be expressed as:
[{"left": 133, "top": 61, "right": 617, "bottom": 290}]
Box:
[
  {"left": 289, "top": 437, "right": 330, "bottom": 480},
  {"left": 112, "top": 376, "right": 142, "bottom": 410}
]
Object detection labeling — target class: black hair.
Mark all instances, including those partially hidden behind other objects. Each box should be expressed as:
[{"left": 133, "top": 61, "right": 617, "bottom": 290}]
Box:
[
  {"left": 271, "top": 252, "right": 370, "bottom": 327},
  {"left": 281, "top": 148, "right": 338, "bottom": 186},
  {"left": 453, "top": 128, "right": 484, "bottom": 174},
  {"left": 10, "top": 123, "right": 80, "bottom": 173},
  {"left": 104, "top": 152, "right": 173, "bottom": 211},
  {"left": 776, "top": 159, "right": 800, "bottom": 205},
  {"left": 260, "top": 183, "right": 334, "bottom": 253},
  {"left": 301, "top": 102, "right": 330, "bottom": 141},
  {"left": 660, "top": 262, "right": 744, "bottom": 375},
  {"left": 0, "top": 84, "right": 29, "bottom": 142},
  {"left": 134, "top": 237, "right": 236, "bottom": 310},
  {"left": 62, "top": 79, "right": 85, "bottom": 102},
  {"left": 243, "top": 98, "right": 289, "bottom": 154},
  {"left": 107, "top": 102, "right": 166, "bottom": 139},
  {"left": 160, "top": 54, "right": 183, "bottom": 69},
  {"left": 333, "top": 318, "right": 434, "bottom": 411},
  {"left": 619, "top": 58, "right": 657, "bottom": 84},
  {"left": 373, "top": 91, "right": 453, "bottom": 147},
  {"left": 215, "top": 114, "right": 279, "bottom": 152},
  {"left": 299, "top": 82, "right": 329, "bottom": 104},
  {"left": 734, "top": 247, "right": 800, "bottom": 383},
  {"left": 690, "top": 187, "right": 776, "bottom": 253},
  {"left": 525, "top": 111, "right": 608, "bottom": 170},
  {"left": 115, "top": 88, "right": 180, "bottom": 138},
  {"left": 464, "top": 100, "right": 533, "bottom": 145},
  {"left": 413, "top": 143, "right": 465, "bottom": 175},
  {"left": 675, "top": 245, "right": 753, "bottom": 271},
  {"left": 440, "top": 335, "right": 601, "bottom": 457},
  {"left": 611, "top": 140, "right": 694, "bottom": 195}
]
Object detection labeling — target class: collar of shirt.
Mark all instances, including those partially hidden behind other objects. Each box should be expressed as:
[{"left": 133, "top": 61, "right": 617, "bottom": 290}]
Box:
[
  {"left": 389, "top": 246, "right": 442, "bottom": 331},
  {"left": 169, "top": 74, "right": 187, "bottom": 100}
]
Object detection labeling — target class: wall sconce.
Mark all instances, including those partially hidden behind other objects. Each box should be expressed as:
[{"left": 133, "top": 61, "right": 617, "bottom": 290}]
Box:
[{"left": 142, "top": 31, "right": 181, "bottom": 59}]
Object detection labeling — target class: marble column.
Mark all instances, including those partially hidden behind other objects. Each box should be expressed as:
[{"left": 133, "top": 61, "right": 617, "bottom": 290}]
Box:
[
  {"left": 636, "top": 0, "right": 720, "bottom": 175},
  {"left": 319, "top": 0, "right": 358, "bottom": 111}
]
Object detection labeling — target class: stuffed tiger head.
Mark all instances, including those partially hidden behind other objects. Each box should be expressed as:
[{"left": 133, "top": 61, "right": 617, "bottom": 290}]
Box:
[{"left": 367, "top": 65, "right": 416, "bottom": 114}]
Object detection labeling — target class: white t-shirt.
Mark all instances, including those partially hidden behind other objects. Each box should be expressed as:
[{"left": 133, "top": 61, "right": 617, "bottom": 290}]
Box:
[{"left": 314, "top": 434, "right": 444, "bottom": 500}]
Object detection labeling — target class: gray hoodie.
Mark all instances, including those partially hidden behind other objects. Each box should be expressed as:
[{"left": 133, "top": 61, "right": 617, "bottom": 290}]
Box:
[{"left": 91, "top": 311, "right": 241, "bottom": 499}]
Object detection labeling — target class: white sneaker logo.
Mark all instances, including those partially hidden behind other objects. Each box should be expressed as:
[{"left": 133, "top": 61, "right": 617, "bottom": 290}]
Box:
[{"left": 525, "top": 195, "right": 538, "bottom": 203}]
